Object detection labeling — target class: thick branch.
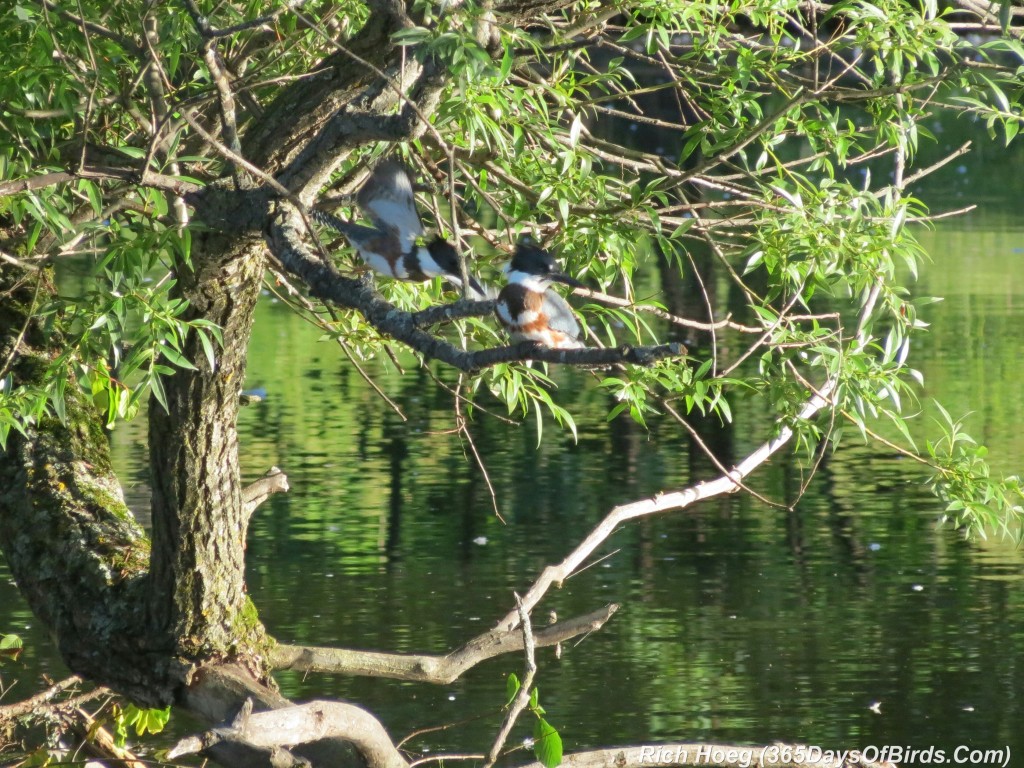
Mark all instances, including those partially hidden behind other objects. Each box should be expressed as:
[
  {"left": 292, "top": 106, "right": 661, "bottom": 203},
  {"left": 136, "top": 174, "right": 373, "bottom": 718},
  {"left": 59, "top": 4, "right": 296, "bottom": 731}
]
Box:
[
  {"left": 146, "top": 234, "right": 268, "bottom": 659},
  {"left": 271, "top": 603, "right": 618, "bottom": 683},
  {"left": 0, "top": 265, "right": 166, "bottom": 703},
  {"left": 266, "top": 205, "right": 684, "bottom": 371}
]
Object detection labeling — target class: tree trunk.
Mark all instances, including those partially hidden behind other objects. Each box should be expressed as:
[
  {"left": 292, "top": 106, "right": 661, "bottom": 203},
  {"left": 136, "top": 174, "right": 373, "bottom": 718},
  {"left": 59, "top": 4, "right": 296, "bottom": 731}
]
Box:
[{"left": 147, "top": 234, "right": 269, "bottom": 665}]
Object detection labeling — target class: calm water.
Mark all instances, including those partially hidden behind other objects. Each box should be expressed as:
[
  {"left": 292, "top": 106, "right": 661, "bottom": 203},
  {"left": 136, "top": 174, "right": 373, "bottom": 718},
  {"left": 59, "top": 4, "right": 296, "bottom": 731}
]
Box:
[{"left": 2, "top": 142, "right": 1023, "bottom": 762}]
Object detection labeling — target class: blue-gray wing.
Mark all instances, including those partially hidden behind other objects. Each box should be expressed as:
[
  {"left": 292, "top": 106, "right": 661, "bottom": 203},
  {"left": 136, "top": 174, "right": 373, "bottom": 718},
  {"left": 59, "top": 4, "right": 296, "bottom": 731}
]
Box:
[
  {"left": 357, "top": 161, "right": 424, "bottom": 252},
  {"left": 543, "top": 289, "right": 582, "bottom": 341}
]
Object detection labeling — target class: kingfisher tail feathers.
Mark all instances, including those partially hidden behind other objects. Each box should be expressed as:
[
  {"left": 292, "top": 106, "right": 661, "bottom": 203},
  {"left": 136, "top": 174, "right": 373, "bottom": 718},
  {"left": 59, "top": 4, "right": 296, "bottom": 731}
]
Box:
[
  {"left": 466, "top": 275, "right": 494, "bottom": 300},
  {"left": 445, "top": 273, "right": 493, "bottom": 300}
]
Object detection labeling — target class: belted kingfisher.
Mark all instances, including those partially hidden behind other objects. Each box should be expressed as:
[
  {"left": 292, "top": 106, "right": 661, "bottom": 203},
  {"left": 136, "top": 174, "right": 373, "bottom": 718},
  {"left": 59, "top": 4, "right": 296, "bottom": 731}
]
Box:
[
  {"left": 312, "top": 161, "right": 487, "bottom": 298},
  {"left": 495, "top": 243, "right": 585, "bottom": 349}
]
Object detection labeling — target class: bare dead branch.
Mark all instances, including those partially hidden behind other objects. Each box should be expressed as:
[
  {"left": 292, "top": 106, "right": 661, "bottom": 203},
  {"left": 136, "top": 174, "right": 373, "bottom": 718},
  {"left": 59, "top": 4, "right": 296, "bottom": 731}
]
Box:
[
  {"left": 271, "top": 604, "right": 618, "bottom": 682},
  {"left": 0, "top": 676, "right": 83, "bottom": 723},
  {"left": 571, "top": 286, "right": 761, "bottom": 333},
  {"left": 67, "top": 706, "right": 148, "bottom": 768},
  {"left": 493, "top": 291, "right": 879, "bottom": 634}
]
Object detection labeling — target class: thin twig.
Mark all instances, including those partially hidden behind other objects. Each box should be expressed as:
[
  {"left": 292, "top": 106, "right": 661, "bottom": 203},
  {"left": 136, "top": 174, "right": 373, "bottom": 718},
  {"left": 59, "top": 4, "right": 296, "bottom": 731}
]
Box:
[
  {"left": 484, "top": 595, "right": 535, "bottom": 768},
  {"left": 572, "top": 286, "right": 759, "bottom": 333},
  {"left": 454, "top": 375, "right": 506, "bottom": 523}
]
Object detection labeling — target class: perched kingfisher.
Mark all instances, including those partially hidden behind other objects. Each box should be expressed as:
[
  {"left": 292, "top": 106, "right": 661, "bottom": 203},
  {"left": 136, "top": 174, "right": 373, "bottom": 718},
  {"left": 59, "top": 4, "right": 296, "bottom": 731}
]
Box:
[
  {"left": 312, "top": 161, "right": 487, "bottom": 298},
  {"left": 495, "top": 243, "right": 586, "bottom": 349}
]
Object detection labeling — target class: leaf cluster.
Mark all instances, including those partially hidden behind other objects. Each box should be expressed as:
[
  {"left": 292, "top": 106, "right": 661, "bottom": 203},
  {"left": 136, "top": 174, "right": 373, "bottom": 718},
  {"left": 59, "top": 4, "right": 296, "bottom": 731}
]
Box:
[{"left": 0, "top": 0, "right": 1022, "bottom": 531}]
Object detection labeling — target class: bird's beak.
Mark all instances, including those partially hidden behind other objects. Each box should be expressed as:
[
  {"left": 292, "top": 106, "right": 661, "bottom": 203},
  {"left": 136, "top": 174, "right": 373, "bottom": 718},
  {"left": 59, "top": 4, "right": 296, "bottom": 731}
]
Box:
[{"left": 550, "top": 272, "right": 584, "bottom": 289}]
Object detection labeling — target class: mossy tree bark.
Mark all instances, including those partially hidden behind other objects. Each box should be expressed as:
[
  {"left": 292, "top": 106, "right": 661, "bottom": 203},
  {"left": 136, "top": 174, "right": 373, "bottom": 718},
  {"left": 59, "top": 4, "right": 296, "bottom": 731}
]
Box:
[
  {"left": 0, "top": 266, "right": 166, "bottom": 703},
  {"left": 146, "top": 235, "right": 268, "bottom": 664}
]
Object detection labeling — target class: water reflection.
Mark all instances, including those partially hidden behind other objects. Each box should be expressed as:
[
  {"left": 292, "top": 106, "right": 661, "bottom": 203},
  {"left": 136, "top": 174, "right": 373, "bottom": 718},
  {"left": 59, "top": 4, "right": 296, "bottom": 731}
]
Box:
[{"left": 3, "top": 188, "right": 1024, "bottom": 760}]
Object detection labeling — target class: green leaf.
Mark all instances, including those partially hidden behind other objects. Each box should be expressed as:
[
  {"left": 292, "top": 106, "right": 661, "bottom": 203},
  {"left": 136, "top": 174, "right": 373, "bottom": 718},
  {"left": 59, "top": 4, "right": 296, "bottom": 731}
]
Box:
[
  {"left": 506, "top": 673, "right": 521, "bottom": 705},
  {"left": 150, "top": 372, "right": 169, "bottom": 412},
  {"left": 568, "top": 113, "right": 582, "bottom": 147},
  {"left": 533, "top": 717, "right": 563, "bottom": 768},
  {"left": 195, "top": 328, "right": 217, "bottom": 371},
  {"left": 391, "top": 26, "right": 432, "bottom": 46},
  {"left": 160, "top": 343, "right": 197, "bottom": 370},
  {"left": 130, "top": 704, "right": 171, "bottom": 736},
  {"left": 0, "top": 633, "right": 23, "bottom": 663},
  {"left": 499, "top": 42, "right": 513, "bottom": 81}
]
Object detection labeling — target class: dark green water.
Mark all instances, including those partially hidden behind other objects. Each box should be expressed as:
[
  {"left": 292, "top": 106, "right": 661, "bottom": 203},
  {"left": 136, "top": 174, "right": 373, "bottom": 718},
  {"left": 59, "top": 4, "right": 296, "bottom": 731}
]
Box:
[{"left": 2, "top": 140, "right": 1023, "bottom": 763}]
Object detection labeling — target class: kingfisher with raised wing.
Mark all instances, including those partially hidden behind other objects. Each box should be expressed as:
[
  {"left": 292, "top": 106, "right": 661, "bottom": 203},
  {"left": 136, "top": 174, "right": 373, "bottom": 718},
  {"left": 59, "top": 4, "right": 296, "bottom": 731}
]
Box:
[
  {"left": 495, "top": 242, "right": 586, "bottom": 349},
  {"left": 311, "top": 160, "right": 487, "bottom": 298}
]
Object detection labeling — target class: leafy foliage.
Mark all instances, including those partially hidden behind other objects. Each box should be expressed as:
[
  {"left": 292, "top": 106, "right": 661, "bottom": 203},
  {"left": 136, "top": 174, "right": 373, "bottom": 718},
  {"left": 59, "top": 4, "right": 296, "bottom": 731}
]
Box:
[
  {"left": 0, "top": 0, "right": 1021, "bottom": 537},
  {"left": 111, "top": 703, "right": 172, "bottom": 748}
]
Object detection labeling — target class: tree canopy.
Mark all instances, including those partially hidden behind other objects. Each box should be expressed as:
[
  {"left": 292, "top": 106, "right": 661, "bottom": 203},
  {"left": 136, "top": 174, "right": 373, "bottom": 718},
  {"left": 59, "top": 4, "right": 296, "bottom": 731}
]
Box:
[{"left": 1, "top": 0, "right": 1023, "bottom": 765}]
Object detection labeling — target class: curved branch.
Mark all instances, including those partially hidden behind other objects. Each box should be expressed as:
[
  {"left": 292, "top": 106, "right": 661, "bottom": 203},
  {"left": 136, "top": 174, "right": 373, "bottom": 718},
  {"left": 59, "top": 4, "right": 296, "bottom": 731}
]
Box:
[
  {"left": 265, "top": 204, "right": 686, "bottom": 371},
  {"left": 271, "top": 604, "right": 618, "bottom": 682}
]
